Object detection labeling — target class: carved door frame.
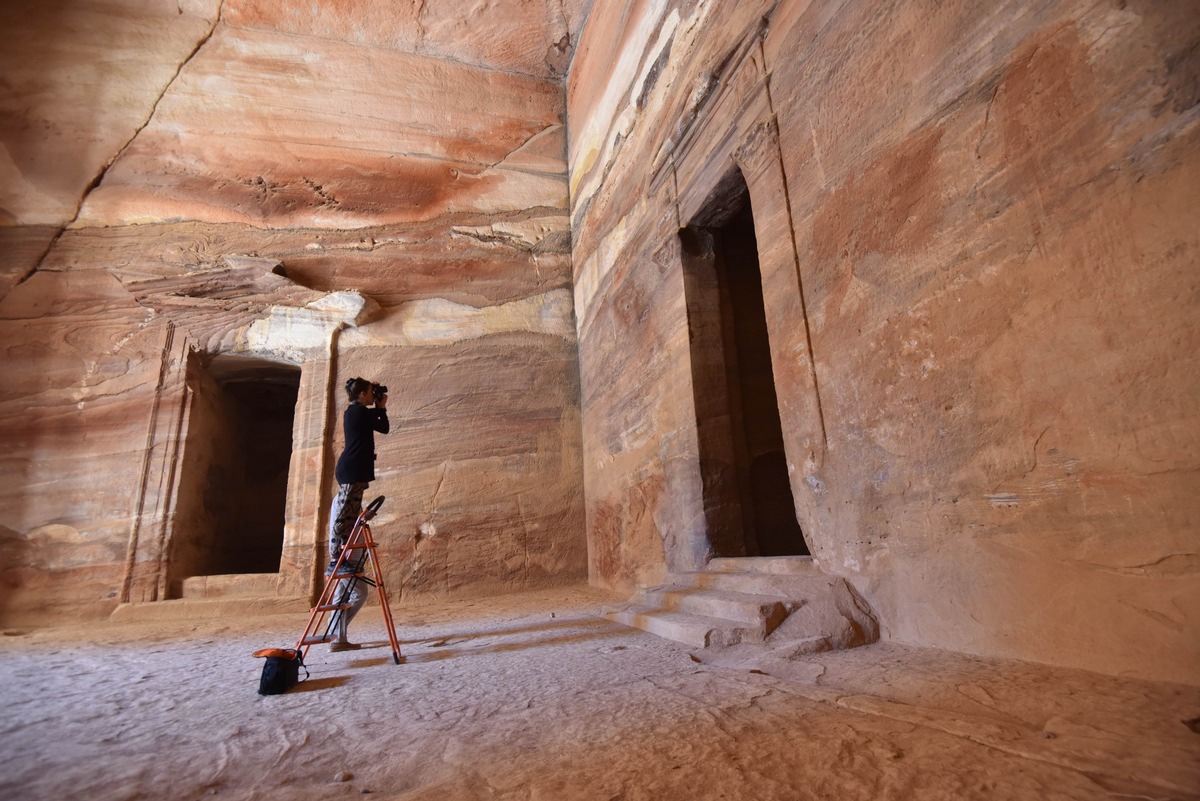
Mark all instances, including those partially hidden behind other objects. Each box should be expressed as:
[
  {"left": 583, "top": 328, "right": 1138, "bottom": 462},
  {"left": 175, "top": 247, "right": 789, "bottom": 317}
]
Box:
[
  {"left": 120, "top": 322, "right": 341, "bottom": 605},
  {"left": 661, "top": 35, "right": 827, "bottom": 569}
]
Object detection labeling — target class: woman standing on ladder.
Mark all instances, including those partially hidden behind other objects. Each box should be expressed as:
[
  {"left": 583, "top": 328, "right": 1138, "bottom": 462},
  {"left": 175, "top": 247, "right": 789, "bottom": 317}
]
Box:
[{"left": 326, "top": 376, "right": 390, "bottom": 652}]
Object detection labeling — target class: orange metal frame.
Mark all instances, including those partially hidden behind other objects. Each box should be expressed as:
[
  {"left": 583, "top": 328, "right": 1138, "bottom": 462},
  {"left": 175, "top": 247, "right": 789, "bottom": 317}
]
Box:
[{"left": 296, "top": 495, "right": 402, "bottom": 665}]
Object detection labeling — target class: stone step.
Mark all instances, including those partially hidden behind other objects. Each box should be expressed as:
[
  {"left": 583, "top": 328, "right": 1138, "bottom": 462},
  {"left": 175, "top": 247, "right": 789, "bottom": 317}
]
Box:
[
  {"left": 604, "top": 605, "right": 765, "bottom": 648},
  {"left": 607, "top": 556, "right": 880, "bottom": 653},
  {"left": 706, "top": 556, "right": 820, "bottom": 575},
  {"left": 637, "top": 586, "right": 790, "bottom": 630},
  {"left": 111, "top": 596, "right": 310, "bottom": 622},
  {"left": 181, "top": 573, "right": 290, "bottom": 599},
  {"left": 670, "top": 569, "right": 839, "bottom": 597}
]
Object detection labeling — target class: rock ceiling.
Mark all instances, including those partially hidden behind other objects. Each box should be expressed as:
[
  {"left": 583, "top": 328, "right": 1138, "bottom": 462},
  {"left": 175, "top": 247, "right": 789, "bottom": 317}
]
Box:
[{"left": 0, "top": 0, "right": 592, "bottom": 302}]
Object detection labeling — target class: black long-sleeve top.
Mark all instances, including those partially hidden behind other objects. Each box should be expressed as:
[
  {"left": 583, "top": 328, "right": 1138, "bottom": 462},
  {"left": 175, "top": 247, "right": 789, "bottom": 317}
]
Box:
[{"left": 334, "top": 402, "right": 390, "bottom": 484}]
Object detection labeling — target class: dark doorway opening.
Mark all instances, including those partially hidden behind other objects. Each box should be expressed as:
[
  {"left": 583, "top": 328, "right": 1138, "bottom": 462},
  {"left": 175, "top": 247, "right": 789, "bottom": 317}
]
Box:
[
  {"left": 681, "top": 170, "right": 809, "bottom": 558},
  {"left": 168, "top": 353, "right": 299, "bottom": 596}
]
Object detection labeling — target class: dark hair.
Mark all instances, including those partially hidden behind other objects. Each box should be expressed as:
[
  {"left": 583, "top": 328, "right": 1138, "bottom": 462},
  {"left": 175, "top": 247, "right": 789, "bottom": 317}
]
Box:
[{"left": 345, "top": 377, "right": 371, "bottom": 402}]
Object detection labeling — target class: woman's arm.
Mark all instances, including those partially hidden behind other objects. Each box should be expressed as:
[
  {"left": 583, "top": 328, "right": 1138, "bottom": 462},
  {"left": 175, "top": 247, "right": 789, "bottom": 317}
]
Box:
[{"left": 372, "top": 392, "right": 390, "bottom": 434}]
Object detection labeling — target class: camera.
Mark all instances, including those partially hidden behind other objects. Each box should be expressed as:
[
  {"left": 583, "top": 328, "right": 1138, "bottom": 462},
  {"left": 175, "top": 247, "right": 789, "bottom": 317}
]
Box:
[{"left": 372, "top": 384, "right": 389, "bottom": 402}]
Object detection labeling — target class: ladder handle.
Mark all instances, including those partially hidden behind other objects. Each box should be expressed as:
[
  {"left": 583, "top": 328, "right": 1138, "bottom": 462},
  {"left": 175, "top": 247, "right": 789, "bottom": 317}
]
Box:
[{"left": 359, "top": 496, "right": 385, "bottom": 523}]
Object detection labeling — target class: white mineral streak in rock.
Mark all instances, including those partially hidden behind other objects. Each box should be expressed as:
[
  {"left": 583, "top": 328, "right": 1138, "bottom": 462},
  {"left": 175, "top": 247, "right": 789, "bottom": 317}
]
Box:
[
  {"left": 307, "top": 291, "right": 379, "bottom": 327},
  {"left": 240, "top": 291, "right": 376, "bottom": 360},
  {"left": 568, "top": 5, "right": 716, "bottom": 325},
  {"left": 574, "top": 210, "right": 636, "bottom": 327},
  {"left": 572, "top": 251, "right": 598, "bottom": 339},
  {"left": 569, "top": 0, "right": 676, "bottom": 202},
  {"left": 451, "top": 212, "right": 568, "bottom": 249},
  {"left": 343, "top": 289, "right": 575, "bottom": 347}
]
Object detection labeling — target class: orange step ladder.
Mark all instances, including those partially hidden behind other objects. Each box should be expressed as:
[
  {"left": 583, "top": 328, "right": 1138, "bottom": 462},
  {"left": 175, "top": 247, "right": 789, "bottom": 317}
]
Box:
[{"left": 296, "top": 495, "right": 402, "bottom": 665}]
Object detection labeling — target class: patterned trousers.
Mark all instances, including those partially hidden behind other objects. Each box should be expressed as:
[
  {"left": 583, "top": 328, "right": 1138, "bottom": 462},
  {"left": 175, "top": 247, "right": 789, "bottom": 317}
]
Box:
[{"left": 327, "top": 482, "right": 370, "bottom": 642}]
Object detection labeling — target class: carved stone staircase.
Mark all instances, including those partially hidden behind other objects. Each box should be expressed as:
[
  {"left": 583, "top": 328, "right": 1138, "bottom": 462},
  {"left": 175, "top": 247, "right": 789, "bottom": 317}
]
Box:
[{"left": 605, "top": 556, "right": 879, "bottom": 651}]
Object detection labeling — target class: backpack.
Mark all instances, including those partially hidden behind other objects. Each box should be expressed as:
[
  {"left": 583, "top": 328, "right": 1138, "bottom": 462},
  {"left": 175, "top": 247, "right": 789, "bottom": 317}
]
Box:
[{"left": 253, "top": 647, "right": 309, "bottom": 695}]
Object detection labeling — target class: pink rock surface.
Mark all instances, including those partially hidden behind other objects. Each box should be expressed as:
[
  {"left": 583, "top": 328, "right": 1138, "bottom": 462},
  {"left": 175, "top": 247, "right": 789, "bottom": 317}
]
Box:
[
  {"left": 0, "top": 0, "right": 220, "bottom": 225},
  {"left": 75, "top": 25, "right": 569, "bottom": 229},
  {"left": 567, "top": 0, "right": 1200, "bottom": 684},
  {"left": 224, "top": 0, "right": 589, "bottom": 78},
  {"left": 0, "top": 0, "right": 586, "bottom": 623},
  {"left": 0, "top": 0, "right": 1195, "bottom": 695}
]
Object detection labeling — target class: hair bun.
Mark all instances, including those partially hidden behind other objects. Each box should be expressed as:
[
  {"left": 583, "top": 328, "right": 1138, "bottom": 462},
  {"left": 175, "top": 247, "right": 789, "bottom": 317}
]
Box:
[{"left": 345, "top": 378, "right": 355, "bottom": 390}]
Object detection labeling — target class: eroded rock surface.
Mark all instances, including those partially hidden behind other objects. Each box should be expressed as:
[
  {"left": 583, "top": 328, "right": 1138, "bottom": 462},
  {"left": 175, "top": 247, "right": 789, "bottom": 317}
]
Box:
[
  {"left": 568, "top": 0, "right": 1200, "bottom": 684},
  {"left": 0, "top": 0, "right": 588, "bottom": 622}
]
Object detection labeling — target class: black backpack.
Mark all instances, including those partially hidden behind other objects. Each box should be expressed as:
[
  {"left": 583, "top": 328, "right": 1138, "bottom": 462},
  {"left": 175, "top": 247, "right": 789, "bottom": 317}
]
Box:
[{"left": 254, "top": 648, "right": 309, "bottom": 695}]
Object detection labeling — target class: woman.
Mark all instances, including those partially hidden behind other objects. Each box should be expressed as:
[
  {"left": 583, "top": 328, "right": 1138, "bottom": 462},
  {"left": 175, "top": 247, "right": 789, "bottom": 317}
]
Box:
[{"left": 326, "top": 376, "right": 390, "bottom": 651}]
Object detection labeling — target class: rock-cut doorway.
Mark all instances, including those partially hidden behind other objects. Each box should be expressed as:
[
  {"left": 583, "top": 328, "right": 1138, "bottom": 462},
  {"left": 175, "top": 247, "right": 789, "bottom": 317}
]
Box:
[
  {"left": 681, "top": 169, "right": 809, "bottom": 558},
  {"left": 166, "top": 353, "right": 300, "bottom": 597}
]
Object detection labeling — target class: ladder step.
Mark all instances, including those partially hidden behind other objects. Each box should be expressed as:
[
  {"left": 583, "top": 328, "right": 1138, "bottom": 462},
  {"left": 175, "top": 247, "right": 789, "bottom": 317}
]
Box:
[
  {"left": 301, "top": 636, "right": 332, "bottom": 645},
  {"left": 296, "top": 516, "right": 402, "bottom": 664}
]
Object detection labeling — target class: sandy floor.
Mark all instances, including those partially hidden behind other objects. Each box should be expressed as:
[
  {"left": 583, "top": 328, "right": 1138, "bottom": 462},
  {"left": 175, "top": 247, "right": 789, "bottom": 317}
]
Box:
[{"left": 0, "top": 585, "right": 1196, "bottom": 801}]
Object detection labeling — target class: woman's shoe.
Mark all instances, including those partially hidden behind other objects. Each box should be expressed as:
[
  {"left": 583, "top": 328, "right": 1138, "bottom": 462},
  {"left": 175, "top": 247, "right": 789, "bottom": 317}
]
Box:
[{"left": 330, "top": 641, "right": 362, "bottom": 652}]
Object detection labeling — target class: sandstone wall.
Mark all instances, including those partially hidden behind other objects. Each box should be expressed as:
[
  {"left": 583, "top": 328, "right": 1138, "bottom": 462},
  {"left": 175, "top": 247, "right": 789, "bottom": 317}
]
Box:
[
  {"left": 568, "top": 0, "right": 1199, "bottom": 683},
  {"left": 0, "top": 0, "right": 589, "bottom": 621}
]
